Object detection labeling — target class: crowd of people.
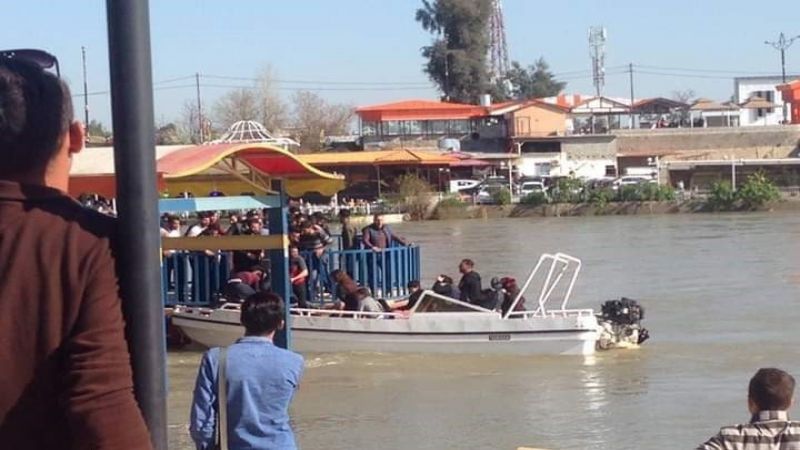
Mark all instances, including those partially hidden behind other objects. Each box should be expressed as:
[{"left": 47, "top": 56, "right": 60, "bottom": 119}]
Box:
[{"left": 159, "top": 208, "right": 417, "bottom": 311}]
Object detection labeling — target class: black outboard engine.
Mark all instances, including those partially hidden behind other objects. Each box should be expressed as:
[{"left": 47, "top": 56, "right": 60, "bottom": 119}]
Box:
[{"left": 597, "top": 297, "right": 649, "bottom": 350}]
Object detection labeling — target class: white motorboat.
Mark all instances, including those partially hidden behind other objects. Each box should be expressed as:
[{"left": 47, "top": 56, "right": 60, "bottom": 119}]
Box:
[{"left": 172, "top": 253, "right": 647, "bottom": 356}]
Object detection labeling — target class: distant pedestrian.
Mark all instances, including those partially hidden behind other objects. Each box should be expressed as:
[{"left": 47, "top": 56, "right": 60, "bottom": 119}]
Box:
[
  {"left": 697, "top": 367, "right": 799, "bottom": 450},
  {"left": 190, "top": 292, "right": 304, "bottom": 450},
  {"left": 289, "top": 246, "right": 309, "bottom": 308}
]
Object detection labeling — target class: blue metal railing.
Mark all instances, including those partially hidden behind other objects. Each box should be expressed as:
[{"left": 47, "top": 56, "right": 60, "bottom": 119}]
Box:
[
  {"left": 162, "top": 252, "right": 231, "bottom": 307},
  {"left": 161, "top": 239, "right": 421, "bottom": 307},
  {"left": 301, "top": 244, "right": 421, "bottom": 303}
]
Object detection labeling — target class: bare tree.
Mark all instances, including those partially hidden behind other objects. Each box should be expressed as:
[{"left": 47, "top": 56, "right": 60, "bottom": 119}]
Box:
[
  {"left": 254, "top": 66, "right": 289, "bottom": 133},
  {"left": 213, "top": 88, "right": 260, "bottom": 129},
  {"left": 291, "top": 90, "right": 353, "bottom": 152},
  {"left": 671, "top": 89, "right": 696, "bottom": 104},
  {"left": 179, "top": 99, "right": 201, "bottom": 143}
]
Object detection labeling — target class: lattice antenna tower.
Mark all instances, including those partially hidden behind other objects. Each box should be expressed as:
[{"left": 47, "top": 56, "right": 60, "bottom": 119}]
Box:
[
  {"left": 589, "top": 26, "right": 607, "bottom": 97},
  {"left": 488, "top": 0, "right": 510, "bottom": 83}
]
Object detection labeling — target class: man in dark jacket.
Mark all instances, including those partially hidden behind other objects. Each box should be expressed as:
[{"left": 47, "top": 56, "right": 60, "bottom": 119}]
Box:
[
  {"left": 458, "top": 259, "right": 483, "bottom": 305},
  {"left": 0, "top": 52, "right": 151, "bottom": 448}
]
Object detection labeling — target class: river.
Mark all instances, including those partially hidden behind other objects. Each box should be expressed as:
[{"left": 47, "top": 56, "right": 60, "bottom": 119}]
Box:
[{"left": 167, "top": 212, "right": 800, "bottom": 449}]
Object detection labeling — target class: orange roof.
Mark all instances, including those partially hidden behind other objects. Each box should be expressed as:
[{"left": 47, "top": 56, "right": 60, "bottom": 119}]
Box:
[
  {"left": 356, "top": 99, "right": 488, "bottom": 121},
  {"left": 299, "top": 149, "right": 456, "bottom": 167},
  {"left": 487, "top": 99, "right": 570, "bottom": 115}
]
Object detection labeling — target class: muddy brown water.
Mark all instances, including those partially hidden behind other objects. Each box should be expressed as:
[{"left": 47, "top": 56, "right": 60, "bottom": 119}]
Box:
[{"left": 167, "top": 213, "right": 800, "bottom": 449}]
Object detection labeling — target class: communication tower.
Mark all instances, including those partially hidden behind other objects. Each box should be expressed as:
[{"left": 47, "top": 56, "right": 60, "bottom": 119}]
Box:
[
  {"left": 589, "top": 26, "right": 607, "bottom": 97},
  {"left": 488, "top": 0, "right": 510, "bottom": 82}
]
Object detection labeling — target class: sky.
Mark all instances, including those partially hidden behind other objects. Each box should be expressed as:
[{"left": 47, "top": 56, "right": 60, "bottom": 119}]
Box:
[{"left": 3, "top": 0, "right": 799, "bottom": 128}]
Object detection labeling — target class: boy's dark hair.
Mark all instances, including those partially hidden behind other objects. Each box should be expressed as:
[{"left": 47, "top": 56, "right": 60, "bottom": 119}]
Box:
[
  {"left": 240, "top": 292, "right": 285, "bottom": 336},
  {"left": 749, "top": 368, "right": 795, "bottom": 411},
  {"left": 407, "top": 280, "right": 421, "bottom": 289},
  {"left": 460, "top": 258, "right": 474, "bottom": 268},
  {"left": 0, "top": 59, "right": 73, "bottom": 177}
]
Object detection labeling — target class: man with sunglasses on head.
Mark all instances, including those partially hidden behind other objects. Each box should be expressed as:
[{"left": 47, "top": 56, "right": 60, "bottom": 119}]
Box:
[{"left": 0, "top": 51, "right": 151, "bottom": 448}]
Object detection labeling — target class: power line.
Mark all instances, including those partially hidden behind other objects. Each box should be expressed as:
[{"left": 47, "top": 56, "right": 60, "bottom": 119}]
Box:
[
  {"left": 634, "top": 70, "right": 740, "bottom": 80},
  {"left": 634, "top": 64, "right": 782, "bottom": 75},
  {"left": 201, "top": 74, "right": 431, "bottom": 86}
]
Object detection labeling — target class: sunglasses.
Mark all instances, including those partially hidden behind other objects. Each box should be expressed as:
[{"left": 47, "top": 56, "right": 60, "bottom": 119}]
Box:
[{"left": 0, "top": 49, "right": 60, "bottom": 77}]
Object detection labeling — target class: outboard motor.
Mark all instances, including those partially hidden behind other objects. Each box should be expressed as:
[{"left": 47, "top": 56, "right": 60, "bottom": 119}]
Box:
[{"left": 596, "top": 297, "right": 649, "bottom": 350}]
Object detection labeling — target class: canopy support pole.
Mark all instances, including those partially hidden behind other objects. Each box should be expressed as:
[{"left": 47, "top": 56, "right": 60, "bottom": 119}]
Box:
[
  {"left": 268, "top": 181, "right": 291, "bottom": 349},
  {"left": 105, "top": 0, "right": 167, "bottom": 448}
]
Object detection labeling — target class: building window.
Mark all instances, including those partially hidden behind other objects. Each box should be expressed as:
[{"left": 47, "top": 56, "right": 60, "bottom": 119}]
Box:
[
  {"left": 402, "top": 120, "right": 423, "bottom": 135},
  {"left": 450, "top": 119, "right": 470, "bottom": 133},
  {"left": 362, "top": 121, "right": 379, "bottom": 136},
  {"left": 430, "top": 120, "right": 449, "bottom": 135},
  {"left": 383, "top": 121, "right": 401, "bottom": 136}
]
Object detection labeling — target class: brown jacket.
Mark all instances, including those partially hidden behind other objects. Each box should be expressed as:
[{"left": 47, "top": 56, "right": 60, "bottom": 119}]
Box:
[{"left": 0, "top": 181, "right": 151, "bottom": 449}]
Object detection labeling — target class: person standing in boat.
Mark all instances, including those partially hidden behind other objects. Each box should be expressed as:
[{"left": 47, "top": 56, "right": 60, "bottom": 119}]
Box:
[
  {"left": 362, "top": 213, "right": 408, "bottom": 293},
  {"left": 458, "top": 259, "right": 483, "bottom": 305}
]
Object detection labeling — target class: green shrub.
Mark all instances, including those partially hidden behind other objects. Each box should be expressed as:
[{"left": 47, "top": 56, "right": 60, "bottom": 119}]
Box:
[
  {"left": 437, "top": 197, "right": 467, "bottom": 208},
  {"left": 520, "top": 191, "right": 548, "bottom": 206},
  {"left": 492, "top": 187, "right": 512, "bottom": 205},
  {"left": 635, "top": 183, "right": 676, "bottom": 201},
  {"left": 395, "top": 173, "right": 433, "bottom": 220},
  {"left": 707, "top": 180, "right": 736, "bottom": 211},
  {"left": 618, "top": 185, "right": 642, "bottom": 202},
  {"left": 737, "top": 171, "right": 780, "bottom": 210},
  {"left": 588, "top": 188, "right": 614, "bottom": 209},
  {"left": 550, "top": 178, "right": 584, "bottom": 204}
]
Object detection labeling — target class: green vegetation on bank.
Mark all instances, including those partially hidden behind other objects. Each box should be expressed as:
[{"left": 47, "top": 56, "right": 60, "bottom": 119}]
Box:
[{"left": 707, "top": 172, "right": 780, "bottom": 211}]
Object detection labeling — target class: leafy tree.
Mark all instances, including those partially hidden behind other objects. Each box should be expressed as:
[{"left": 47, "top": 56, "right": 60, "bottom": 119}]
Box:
[
  {"left": 506, "top": 59, "right": 566, "bottom": 100},
  {"left": 395, "top": 173, "right": 434, "bottom": 220},
  {"left": 416, "top": 0, "right": 493, "bottom": 103},
  {"left": 86, "top": 120, "right": 111, "bottom": 138}
]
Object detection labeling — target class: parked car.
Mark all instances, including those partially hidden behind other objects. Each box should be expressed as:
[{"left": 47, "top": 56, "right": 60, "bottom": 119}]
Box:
[
  {"left": 520, "top": 181, "right": 547, "bottom": 197},
  {"left": 612, "top": 176, "right": 656, "bottom": 189}
]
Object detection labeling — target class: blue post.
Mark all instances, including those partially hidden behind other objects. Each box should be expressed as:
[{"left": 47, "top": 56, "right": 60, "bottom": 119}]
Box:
[{"left": 268, "top": 182, "right": 291, "bottom": 349}]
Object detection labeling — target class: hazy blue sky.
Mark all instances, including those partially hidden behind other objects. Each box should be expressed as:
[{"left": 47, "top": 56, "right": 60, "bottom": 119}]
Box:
[{"left": 3, "top": 0, "right": 799, "bottom": 126}]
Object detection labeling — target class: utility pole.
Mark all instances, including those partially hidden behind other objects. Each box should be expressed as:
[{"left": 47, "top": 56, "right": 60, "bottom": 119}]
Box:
[
  {"left": 195, "top": 73, "right": 203, "bottom": 143},
  {"left": 629, "top": 63, "right": 635, "bottom": 129},
  {"left": 765, "top": 32, "right": 800, "bottom": 124},
  {"left": 81, "top": 46, "right": 89, "bottom": 137}
]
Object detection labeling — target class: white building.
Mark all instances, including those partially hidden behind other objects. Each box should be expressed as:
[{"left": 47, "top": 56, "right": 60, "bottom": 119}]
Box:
[
  {"left": 734, "top": 75, "right": 799, "bottom": 126},
  {"left": 516, "top": 135, "right": 617, "bottom": 179}
]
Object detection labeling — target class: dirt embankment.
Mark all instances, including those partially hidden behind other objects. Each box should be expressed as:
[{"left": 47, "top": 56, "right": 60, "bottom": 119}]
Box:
[{"left": 434, "top": 199, "right": 800, "bottom": 220}]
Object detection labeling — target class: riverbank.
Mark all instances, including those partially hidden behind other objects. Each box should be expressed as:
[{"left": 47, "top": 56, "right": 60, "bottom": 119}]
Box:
[{"left": 434, "top": 198, "right": 800, "bottom": 219}]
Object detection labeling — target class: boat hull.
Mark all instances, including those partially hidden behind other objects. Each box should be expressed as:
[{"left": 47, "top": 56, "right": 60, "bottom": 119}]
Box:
[{"left": 172, "top": 311, "right": 599, "bottom": 356}]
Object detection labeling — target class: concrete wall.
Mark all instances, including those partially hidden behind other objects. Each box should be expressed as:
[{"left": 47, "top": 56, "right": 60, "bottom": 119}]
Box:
[{"left": 615, "top": 126, "right": 800, "bottom": 160}]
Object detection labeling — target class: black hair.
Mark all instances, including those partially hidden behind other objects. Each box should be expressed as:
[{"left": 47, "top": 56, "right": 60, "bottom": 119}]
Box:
[
  {"left": 407, "top": 280, "right": 421, "bottom": 289},
  {"left": 0, "top": 59, "right": 73, "bottom": 176},
  {"left": 240, "top": 291, "right": 285, "bottom": 336},
  {"left": 749, "top": 368, "right": 796, "bottom": 411}
]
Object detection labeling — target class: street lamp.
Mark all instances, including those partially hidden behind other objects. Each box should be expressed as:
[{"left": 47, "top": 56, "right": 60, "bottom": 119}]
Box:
[{"left": 765, "top": 32, "right": 800, "bottom": 124}]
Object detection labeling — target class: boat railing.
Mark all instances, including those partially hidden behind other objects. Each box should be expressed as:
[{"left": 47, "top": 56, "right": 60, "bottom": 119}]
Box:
[
  {"left": 503, "top": 253, "right": 582, "bottom": 319},
  {"left": 161, "top": 236, "right": 421, "bottom": 307},
  {"left": 290, "top": 307, "right": 406, "bottom": 320},
  {"left": 300, "top": 243, "right": 421, "bottom": 303}
]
